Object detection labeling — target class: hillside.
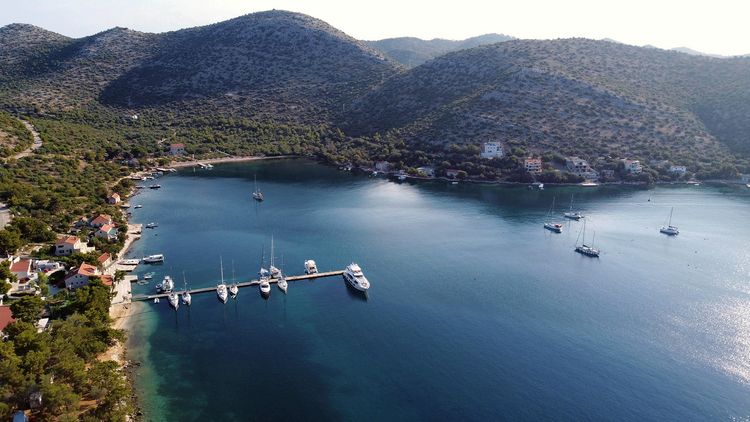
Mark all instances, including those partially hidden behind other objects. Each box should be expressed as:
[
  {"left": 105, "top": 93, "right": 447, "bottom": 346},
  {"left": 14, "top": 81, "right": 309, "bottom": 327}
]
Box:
[
  {"left": 0, "top": 11, "right": 401, "bottom": 123},
  {"left": 342, "top": 39, "right": 750, "bottom": 171},
  {"left": 366, "top": 33, "right": 514, "bottom": 67}
]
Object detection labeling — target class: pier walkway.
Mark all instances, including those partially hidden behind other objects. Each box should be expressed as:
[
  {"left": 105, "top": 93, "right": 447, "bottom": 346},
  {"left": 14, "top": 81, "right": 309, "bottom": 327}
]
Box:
[{"left": 131, "top": 270, "right": 344, "bottom": 301}]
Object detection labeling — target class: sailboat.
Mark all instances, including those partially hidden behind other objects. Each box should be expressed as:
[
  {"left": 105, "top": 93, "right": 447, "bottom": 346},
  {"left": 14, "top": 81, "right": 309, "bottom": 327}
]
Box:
[
  {"left": 269, "top": 236, "right": 281, "bottom": 279},
  {"left": 181, "top": 273, "right": 192, "bottom": 306},
  {"left": 277, "top": 255, "right": 288, "bottom": 293},
  {"left": 216, "top": 257, "right": 229, "bottom": 303},
  {"left": 660, "top": 207, "right": 679, "bottom": 235},
  {"left": 543, "top": 197, "right": 563, "bottom": 233},
  {"left": 229, "top": 261, "right": 239, "bottom": 297},
  {"left": 574, "top": 220, "right": 600, "bottom": 257},
  {"left": 252, "top": 174, "right": 264, "bottom": 201},
  {"left": 563, "top": 194, "right": 583, "bottom": 220}
]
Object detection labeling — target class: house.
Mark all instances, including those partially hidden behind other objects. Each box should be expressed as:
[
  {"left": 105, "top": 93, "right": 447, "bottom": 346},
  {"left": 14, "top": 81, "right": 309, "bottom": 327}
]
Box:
[
  {"left": 480, "top": 141, "right": 505, "bottom": 159},
  {"left": 54, "top": 236, "right": 89, "bottom": 256},
  {"left": 64, "top": 263, "right": 99, "bottom": 289},
  {"left": 622, "top": 159, "right": 643, "bottom": 174},
  {"left": 34, "top": 260, "right": 62, "bottom": 273},
  {"left": 374, "top": 161, "right": 391, "bottom": 172},
  {"left": 169, "top": 143, "right": 186, "bottom": 155},
  {"left": 524, "top": 157, "right": 543, "bottom": 174},
  {"left": 601, "top": 169, "right": 616, "bottom": 178},
  {"left": 565, "top": 157, "right": 598, "bottom": 180},
  {"left": 445, "top": 169, "right": 461, "bottom": 179},
  {"left": 97, "top": 252, "right": 112, "bottom": 269},
  {"left": 416, "top": 166, "right": 435, "bottom": 178},
  {"left": 10, "top": 258, "right": 34, "bottom": 282},
  {"left": 90, "top": 214, "right": 113, "bottom": 228},
  {"left": 95, "top": 224, "right": 118, "bottom": 241},
  {"left": 107, "top": 193, "right": 121, "bottom": 204},
  {"left": 669, "top": 165, "right": 687, "bottom": 175},
  {"left": 0, "top": 306, "right": 15, "bottom": 334}
]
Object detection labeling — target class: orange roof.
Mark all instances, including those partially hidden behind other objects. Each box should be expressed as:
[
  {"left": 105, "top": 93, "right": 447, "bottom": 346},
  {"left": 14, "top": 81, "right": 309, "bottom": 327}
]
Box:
[
  {"left": 91, "top": 214, "right": 112, "bottom": 225},
  {"left": 57, "top": 235, "right": 80, "bottom": 246},
  {"left": 99, "top": 224, "right": 116, "bottom": 233},
  {"left": 0, "top": 306, "right": 14, "bottom": 332},
  {"left": 109, "top": 193, "right": 120, "bottom": 199},
  {"left": 10, "top": 258, "right": 31, "bottom": 273},
  {"left": 72, "top": 263, "right": 98, "bottom": 277},
  {"left": 97, "top": 253, "right": 111, "bottom": 263},
  {"left": 171, "top": 143, "right": 185, "bottom": 148},
  {"left": 100, "top": 275, "right": 114, "bottom": 286}
]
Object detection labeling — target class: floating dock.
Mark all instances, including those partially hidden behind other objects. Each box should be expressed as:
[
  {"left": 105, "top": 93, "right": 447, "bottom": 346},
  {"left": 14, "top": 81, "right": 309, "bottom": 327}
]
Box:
[{"left": 131, "top": 270, "right": 344, "bottom": 302}]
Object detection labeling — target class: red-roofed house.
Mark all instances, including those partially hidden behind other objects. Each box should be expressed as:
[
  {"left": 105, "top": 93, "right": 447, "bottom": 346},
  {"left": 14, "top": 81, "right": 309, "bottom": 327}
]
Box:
[
  {"left": 10, "top": 258, "right": 33, "bottom": 281},
  {"left": 99, "top": 274, "right": 114, "bottom": 288},
  {"left": 64, "top": 263, "right": 99, "bottom": 289},
  {"left": 169, "top": 143, "right": 186, "bottom": 155},
  {"left": 97, "top": 252, "right": 112, "bottom": 269},
  {"left": 0, "top": 306, "right": 15, "bottom": 334},
  {"left": 55, "top": 236, "right": 88, "bottom": 256},
  {"left": 95, "top": 224, "right": 118, "bottom": 241},
  {"left": 90, "top": 214, "right": 113, "bottom": 228},
  {"left": 107, "top": 193, "right": 121, "bottom": 204}
]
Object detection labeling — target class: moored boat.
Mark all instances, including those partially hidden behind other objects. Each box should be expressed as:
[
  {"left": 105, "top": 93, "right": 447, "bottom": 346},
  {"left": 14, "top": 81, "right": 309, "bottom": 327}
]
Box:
[
  {"left": 660, "top": 207, "right": 679, "bottom": 236},
  {"left": 168, "top": 291, "right": 179, "bottom": 310},
  {"left": 216, "top": 257, "right": 228, "bottom": 303},
  {"left": 277, "top": 277, "right": 288, "bottom": 293},
  {"left": 543, "top": 197, "right": 563, "bottom": 233},
  {"left": 304, "top": 260, "right": 318, "bottom": 274},
  {"left": 563, "top": 194, "right": 584, "bottom": 220},
  {"left": 259, "top": 277, "right": 271, "bottom": 298},
  {"left": 145, "top": 222, "right": 158, "bottom": 229},
  {"left": 343, "top": 263, "right": 370, "bottom": 292},
  {"left": 574, "top": 220, "right": 600, "bottom": 257},
  {"left": 142, "top": 254, "right": 164, "bottom": 263}
]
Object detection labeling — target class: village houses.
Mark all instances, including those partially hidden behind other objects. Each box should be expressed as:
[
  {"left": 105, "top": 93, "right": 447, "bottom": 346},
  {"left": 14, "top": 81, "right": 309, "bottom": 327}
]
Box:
[
  {"left": 89, "top": 214, "right": 113, "bottom": 228},
  {"left": 95, "top": 224, "right": 118, "bottom": 241},
  {"left": 669, "top": 165, "right": 687, "bottom": 175},
  {"left": 480, "top": 141, "right": 505, "bottom": 159},
  {"left": 565, "top": 157, "right": 598, "bottom": 179},
  {"left": 63, "top": 263, "right": 99, "bottom": 289},
  {"left": 621, "top": 159, "right": 643, "bottom": 174},
  {"left": 54, "top": 235, "right": 90, "bottom": 256}
]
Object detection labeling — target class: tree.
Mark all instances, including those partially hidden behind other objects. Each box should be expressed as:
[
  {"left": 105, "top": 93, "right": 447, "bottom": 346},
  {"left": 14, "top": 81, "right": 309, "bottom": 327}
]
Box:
[
  {"left": 10, "top": 296, "right": 45, "bottom": 323},
  {"left": 0, "top": 230, "right": 22, "bottom": 255}
]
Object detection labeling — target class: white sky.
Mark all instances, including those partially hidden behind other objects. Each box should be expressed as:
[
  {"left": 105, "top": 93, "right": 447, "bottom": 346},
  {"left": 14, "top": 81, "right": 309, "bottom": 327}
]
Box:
[{"left": 1, "top": 0, "right": 748, "bottom": 56}]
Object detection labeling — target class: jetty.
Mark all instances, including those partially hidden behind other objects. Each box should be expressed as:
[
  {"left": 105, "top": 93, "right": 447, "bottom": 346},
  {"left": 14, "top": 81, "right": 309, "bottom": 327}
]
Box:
[{"left": 132, "top": 270, "right": 345, "bottom": 301}]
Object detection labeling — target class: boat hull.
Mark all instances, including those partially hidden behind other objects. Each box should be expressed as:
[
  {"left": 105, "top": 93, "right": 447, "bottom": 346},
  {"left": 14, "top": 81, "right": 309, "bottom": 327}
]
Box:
[
  {"left": 343, "top": 272, "right": 369, "bottom": 292},
  {"left": 544, "top": 223, "right": 562, "bottom": 233}
]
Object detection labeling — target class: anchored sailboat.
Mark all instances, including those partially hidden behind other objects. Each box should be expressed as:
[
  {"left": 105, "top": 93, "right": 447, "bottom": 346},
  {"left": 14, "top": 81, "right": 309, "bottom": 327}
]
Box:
[
  {"left": 660, "top": 207, "right": 679, "bottom": 235},
  {"left": 574, "top": 220, "right": 600, "bottom": 257},
  {"left": 544, "top": 196, "right": 563, "bottom": 233},
  {"left": 252, "top": 174, "right": 264, "bottom": 201},
  {"left": 563, "top": 194, "right": 583, "bottom": 220}
]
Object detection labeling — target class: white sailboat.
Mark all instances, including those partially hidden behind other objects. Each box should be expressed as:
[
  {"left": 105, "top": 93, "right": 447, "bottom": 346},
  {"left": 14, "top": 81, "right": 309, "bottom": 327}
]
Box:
[
  {"left": 277, "top": 255, "right": 288, "bottom": 293},
  {"left": 252, "top": 174, "right": 263, "bottom": 201},
  {"left": 259, "top": 277, "right": 271, "bottom": 298},
  {"left": 269, "top": 236, "right": 281, "bottom": 279},
  {"left": 660, "top": 207, "right": 679, "bottom": 235},
  {"left": 229, "top": 261, "right": 238, "bottom": 297},
  {"left": 181, "top": 273, "right": 191, "bottom": 306},
  {"left": 563, "top": 194, "right": 583, "bottom": 220},
  {"left": 543, "top": 196, "right": 563, "bottom": 233},
  {"left": 168, "top": 291, "right": 179, "bottom": 310},
  {"left": 574, "top": 220, "right": 600, "bottom": 257},
  {"left": 216, "top": 257, "right": 229, "bottom": 303}
]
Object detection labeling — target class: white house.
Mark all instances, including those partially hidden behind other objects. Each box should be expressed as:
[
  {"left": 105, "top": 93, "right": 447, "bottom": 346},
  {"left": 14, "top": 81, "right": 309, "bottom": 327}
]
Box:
[
  {"left": 95, "top": 224, "right": 118, "bottom": 241},
  {"left": 480, "top": 142, "right": 505, "bottom": 159},
  {"left": 9, "top": 258, "right": 34, "bottom": 282},
  {"left": 622, "top": 159, "right": 643, "bottom": 174},
  {"left": 169, "top": 143, "right": 186, "bottom": 155},
  {"left": 64, "top": 263, "right": 99, "bottom": 289},
  {"left": 524, "top": 157, "right": 543, "bottom": 174},
  {"left": 54, "top": 236, "right": 89, "bottom": 256},
  {"left": 669, "top": 165, "right": 687, "bottom": 175}
]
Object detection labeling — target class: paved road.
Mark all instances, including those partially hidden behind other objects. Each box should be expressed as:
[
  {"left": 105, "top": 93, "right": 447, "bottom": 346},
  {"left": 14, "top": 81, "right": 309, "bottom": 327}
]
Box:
[{"left": 12, "top": 120, "right": 42, "bottom": 160}]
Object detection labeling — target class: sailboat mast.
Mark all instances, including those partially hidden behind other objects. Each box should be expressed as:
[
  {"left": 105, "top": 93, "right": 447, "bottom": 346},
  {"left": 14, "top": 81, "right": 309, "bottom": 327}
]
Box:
[
  {"left": 270, "top": 236, "right": 275, "bottom": 268},
  {"left": 220, "top": 256, "right": 225, "bottom": 284},
  {"left": 668, "top": 207, "right": 674, "bottom": 226}
]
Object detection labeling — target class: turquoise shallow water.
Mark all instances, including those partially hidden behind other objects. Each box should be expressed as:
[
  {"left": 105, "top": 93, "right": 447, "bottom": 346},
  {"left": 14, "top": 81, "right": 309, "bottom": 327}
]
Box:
[{"left": 125, "top": 160, "right": 750, "bottom": 420}]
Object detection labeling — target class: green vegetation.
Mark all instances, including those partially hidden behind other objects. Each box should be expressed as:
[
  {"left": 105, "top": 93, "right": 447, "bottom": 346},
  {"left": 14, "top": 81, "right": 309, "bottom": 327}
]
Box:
[
  {"left": 0, "top": 111, "right": 32, "bottom": 157},
  {"left": 0, "top": 281, "right": 132, "bottom": 421}
]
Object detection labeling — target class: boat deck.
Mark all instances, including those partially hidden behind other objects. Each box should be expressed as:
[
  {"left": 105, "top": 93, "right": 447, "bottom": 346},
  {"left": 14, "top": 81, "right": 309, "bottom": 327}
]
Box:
[{"left": 131, "top": 270, "right": 344, "bottom": 301}]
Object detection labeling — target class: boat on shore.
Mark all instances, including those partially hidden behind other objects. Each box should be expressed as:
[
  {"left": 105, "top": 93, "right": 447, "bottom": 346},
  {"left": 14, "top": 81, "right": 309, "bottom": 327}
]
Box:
[
  {"left": 660, "top": 207, "right": 680, "bottom": 235},
  {"left": 304, "top": 260, "right": 318, "bottom": 274},
  {"left": 142, "top": 254, "right": 164, "bottom": 263},
  {"left": 343, "top": 263, "right": 370, "bottom": 292}
]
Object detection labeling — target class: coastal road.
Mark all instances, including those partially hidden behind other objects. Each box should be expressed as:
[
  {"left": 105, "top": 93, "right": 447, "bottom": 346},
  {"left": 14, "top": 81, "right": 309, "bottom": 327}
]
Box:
[{"left": 12, "top": 119, "right": 42, "bottom": 160}]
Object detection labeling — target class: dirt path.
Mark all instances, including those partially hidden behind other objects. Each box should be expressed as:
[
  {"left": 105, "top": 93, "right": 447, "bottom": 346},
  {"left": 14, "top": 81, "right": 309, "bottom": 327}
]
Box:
[{"left": 12, "top": 119, "right": 42, "bottom": 160}]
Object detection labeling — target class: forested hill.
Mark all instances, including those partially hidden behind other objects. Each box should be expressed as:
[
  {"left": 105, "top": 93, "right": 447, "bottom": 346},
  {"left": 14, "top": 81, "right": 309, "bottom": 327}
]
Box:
[
  {"left": 342, "top": 38, "right": 750, "bottom": 168},
  {"left": 365, "top": 33, "right": 514, "bottom": 67}
]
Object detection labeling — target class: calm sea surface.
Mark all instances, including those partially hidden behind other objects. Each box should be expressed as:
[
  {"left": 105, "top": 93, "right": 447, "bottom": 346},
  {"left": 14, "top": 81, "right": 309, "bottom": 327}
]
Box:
[{"left": 125, "top": 159, "right": 750, "bottom": 421}]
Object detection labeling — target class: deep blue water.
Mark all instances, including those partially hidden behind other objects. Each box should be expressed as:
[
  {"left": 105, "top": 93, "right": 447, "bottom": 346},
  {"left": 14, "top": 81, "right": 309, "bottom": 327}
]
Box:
[{"left": 125, "top": 160, "right": 750, "bottom": 420}]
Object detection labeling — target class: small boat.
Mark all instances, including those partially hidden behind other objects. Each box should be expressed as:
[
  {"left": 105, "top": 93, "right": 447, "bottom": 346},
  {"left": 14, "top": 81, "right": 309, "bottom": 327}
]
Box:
[
  {"left": 538, "top": 183, "right": 545, "bottom": 190},
  {"left": 343, "top": 263, "right": 370, "bottom": 292},
  {"left": 142, "top": 254, "right": 164, "bottom": 263},
  {"left": 574, "top": 220, "right": 600, "bottom": 257},
  {"left": 269, "top": 236, "right": 281, "bottom": 279},
  {"left": 145, "top": 222, "right": 158, "bottom": 229},
  {"left": 660, "top": 207, "right": 679, "bottom": 236},
  {"left": 149, "top": 184, "right": 161, "bottom": 189},
  {"left": 398, "top": 174, "right": 407, "bottom": 182},
  {"left": 182, "top": 273, "right": 191, "bottom": 306},
  {"left": 153, "top": 298, "right": 160, "bottom": 304},
  {"left": 543, "top": 197, "right": 563, "bottom": 233},
  {"left": 156, "top": 275, "right": 174, "bottom": 293},
  {"left": 252, "top": 174, "right": 264, "bottom": 201},
  {"left": 580, "top": 182, "right": 599, "bottom": 187},
  {"left": 143, "top": 272, "right": 155, "bottom": 280},
  {"left": 259, "top": 278, "right": 271, "bottom": 297},
  {"left": 304, "top": 260, "right": 318, "bottom": 274},
  {"left": 119, "top": 258, "right": 140, "bottom": 265},
  {"left": 746, "top": 184, "right": 750, "bottom": 188},
  {"left": 205, "top": 163, "right": 214, "bottom": 169},
  {"left": 451, "top": 181, "right": 459, "bottom": 185},
  {"left": 168, "top": 291, "right": 179, "bottom": 310},
  {"left": 563, "top": 194, "right": 584, "bottom": 220},
  {"left": 277, "top": 277, "right": 288, "bottom": 293},
  {"left": 217, "top": 257, "right": 228, "bottom": 303},
  {"left": 229, "top": 262, "right": 239, "bottom": 297}
]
